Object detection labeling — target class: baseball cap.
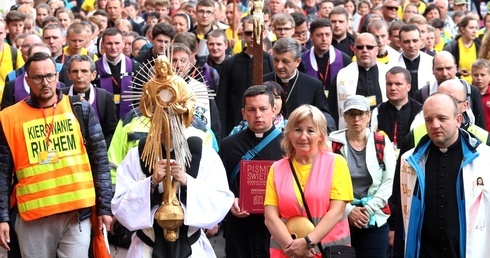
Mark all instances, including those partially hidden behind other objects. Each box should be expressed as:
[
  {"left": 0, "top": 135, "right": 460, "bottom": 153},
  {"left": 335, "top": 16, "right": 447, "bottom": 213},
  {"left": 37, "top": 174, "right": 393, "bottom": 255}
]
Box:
[{"left": 343, "top": 95, "right": 370, "bottom": 113}]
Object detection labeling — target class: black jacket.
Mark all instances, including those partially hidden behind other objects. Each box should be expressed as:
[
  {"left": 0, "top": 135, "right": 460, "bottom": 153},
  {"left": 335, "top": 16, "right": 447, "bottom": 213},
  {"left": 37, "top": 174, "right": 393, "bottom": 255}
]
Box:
[
  {"left": 443, "top": 37, "right": 481, "bottom": 72},
  {"left": 0, "top": 92, "right": 113, "bottom": 222},
  {"left": 61, "top": 86, "right": 118, "bottom": 147},
  {"left": 263, "top": 71, "right": 337, "bottom": 133},
  {"left": 216, "top": 50, "right": 274, "bottom": 137}
]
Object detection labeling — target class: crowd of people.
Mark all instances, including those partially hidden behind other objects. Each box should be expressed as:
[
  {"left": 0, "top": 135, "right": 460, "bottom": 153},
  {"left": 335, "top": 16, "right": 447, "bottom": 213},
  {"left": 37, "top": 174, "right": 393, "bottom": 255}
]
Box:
[{"left": 0, "top": 0, "right": 490, "bottom": 257}]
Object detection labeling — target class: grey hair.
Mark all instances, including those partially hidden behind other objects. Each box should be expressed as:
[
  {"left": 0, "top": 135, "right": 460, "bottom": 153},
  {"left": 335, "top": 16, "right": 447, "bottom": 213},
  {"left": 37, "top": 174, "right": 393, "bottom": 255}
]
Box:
[
  {"left": 272, "top": 37, "right": 302, "bottom": 59},
  {"left": 66, "top": 54, "right": 96, "bottom": 72}
]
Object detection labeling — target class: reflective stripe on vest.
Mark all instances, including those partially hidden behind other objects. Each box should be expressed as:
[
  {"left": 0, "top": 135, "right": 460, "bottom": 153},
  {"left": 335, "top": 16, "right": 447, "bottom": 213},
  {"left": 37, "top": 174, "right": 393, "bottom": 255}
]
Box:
[
  {"left": 270, "top": 152, "right": 350, "bottom": 257},
  {"left": 467, "top": 124, "right": 489, "bottom": 143},
  {"left": 413, "top": 124, "right": 427, "bottom": 147},
  {"left": 0, "top": 96, "right": 95, "bottom": 221}
]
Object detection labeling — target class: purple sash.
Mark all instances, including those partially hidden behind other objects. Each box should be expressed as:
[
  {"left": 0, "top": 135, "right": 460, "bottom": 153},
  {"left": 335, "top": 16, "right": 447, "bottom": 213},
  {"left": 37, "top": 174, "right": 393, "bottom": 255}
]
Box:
[
  {"left": 302, "top": 47, "right": 344, "bottom": 87},
  {"left": 14, "top": 74, "right": 29, "bottom": 103},
  {"left": 89, "top": 89, "right": 101, "bottom": 122},
  {"left": 96, "top": 56, "right": 133, "bottom": 118}
]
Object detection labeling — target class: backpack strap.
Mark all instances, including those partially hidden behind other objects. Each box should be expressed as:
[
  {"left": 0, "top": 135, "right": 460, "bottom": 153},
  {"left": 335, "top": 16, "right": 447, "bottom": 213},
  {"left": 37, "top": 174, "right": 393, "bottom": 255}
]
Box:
[
  {"left": 229, "top": 128, "right": 281, "bottom": 185},
  {"left": 10, "top": 45, "right": 17, "bottom": 69},
  {"left": 332, "top": 132, "right": 385, "bottom": 168},
  {"left": 331, "top": 141, "right": 343, "bottom": 155},
  {"left": 69, "top": 95, "right": 89, "bottom": 146},
  {"left": 373, "top": 131, "right": 385, "bottom": 169}
]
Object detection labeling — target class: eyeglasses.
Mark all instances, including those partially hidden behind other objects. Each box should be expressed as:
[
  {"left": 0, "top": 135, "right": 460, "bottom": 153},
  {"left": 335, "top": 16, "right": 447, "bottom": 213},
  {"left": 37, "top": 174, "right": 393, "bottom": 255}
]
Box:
[
  {"left": 197, "top": 10, "right": 214, "bottom": 16},
  {"left": 346, "top": 112, "right": 368, "bottom": 119},
  {"left": 404, "top": 10, "right": 418, "bottom": 14},
  {"left": 243, "top": 31, "right": 253, "bottom": 36},
  {"left": 28, "top": 73, "right": 57, "bottom": 84},
  {"left": 455, "top": 98, "right": 466, "bottom": 104},
  {"left": 355, "top": 45, "right": 377, "bottom": 50},
  {"left": 274, "top": 27, "right": 293, "bottom": 32},
  {"left": 21, "top": 44, "right": 32, "bottom": 49},
  {"left": 384, "top": 6, "right": 399, "bottom": 11},
  {"left": 294, "top": 30, "right": 308, "bottom": 37}
]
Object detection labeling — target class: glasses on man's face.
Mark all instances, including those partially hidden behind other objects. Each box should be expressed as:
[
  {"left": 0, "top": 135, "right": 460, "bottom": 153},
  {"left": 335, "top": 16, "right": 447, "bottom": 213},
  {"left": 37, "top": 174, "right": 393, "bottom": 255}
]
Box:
[
  {"left": 21, "top": 44, "right": 32, "bottom": 50},
  {"left": 346, "top": 112, "right": 368, "bottom": 119},
  {"left": 355, "top": 45, "right": 376, "bottom": 50},
  {"left": 294, "top": 30, "right": 308, "bottom": 37},
  {"left": 455, "top": 98, "right": 467, "bottom": 104},
  {"left": 197, "top": 9, "right": 214, "bottom": 16},
  {"left": 28, "top": 73, "right": 57, "bottom": 84},
  {"left": 384, "top": 6, "right": 398, "bottom": 11},
  {"left": 275, "top": 27, "right": 293, "bottom": 32},
  {"left": 243, "top": 31, "right": 253, "bottom": 37}
]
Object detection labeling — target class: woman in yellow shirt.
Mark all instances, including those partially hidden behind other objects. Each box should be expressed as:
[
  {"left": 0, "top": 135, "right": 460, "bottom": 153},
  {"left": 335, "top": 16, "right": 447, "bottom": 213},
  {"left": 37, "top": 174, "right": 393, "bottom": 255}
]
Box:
[
  {"left": 444, "top": 16, "right": 481, "bottom": 84},
  {"left": 264, "top": 105, "right": 354, "bottom": 258}
]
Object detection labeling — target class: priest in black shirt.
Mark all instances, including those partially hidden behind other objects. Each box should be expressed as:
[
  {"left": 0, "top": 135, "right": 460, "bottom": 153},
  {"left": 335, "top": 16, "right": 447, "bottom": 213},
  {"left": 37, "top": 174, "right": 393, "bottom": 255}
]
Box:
[
  {"left": 219, "top": 85, "right": 284, "bottom": 258},
  {"left": 393, "top": 91, "right": 490, "bottom": 258},
  {"left": 371, "top": 66, "right": 422, "bottom": 151}
]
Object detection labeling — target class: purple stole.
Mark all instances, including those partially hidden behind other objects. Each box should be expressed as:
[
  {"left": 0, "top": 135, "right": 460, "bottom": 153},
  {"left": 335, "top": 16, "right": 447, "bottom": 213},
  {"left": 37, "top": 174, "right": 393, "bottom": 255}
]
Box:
[
  {"left": 14, "top": 74, "right": 29, "bottom": 103},
  {"left": 302, "top": 47, "right": 344, "bottom": 87},
  {"left": 14, "top": 74, "right": 61, "bottom": 103},
  {"left": 96, "top": 56, "right": 133, "bottom": 118},
  {"left": 90, "top": 90, "right": 101, "bottom": 122}
]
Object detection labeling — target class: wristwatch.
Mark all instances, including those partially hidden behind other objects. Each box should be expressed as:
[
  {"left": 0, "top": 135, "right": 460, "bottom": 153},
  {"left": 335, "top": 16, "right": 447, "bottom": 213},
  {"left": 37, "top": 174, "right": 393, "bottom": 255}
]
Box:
[
  {"left": 304, "top": 236, "right": 315, "bottom": 249},
  {"left": 150, "top": 177, "right": 158, "bottom": 189}
]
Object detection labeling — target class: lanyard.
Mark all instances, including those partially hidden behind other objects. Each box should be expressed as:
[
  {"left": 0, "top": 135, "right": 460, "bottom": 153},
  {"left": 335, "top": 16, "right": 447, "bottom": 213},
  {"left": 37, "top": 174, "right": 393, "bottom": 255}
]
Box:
[
  {"left": 317, "top": 58, "right": 330, "bottom": 86},
  {"left": 393, "top": 118, "right": 398, "bottom": 147},
  {"left": 111, "top": 76, "right": 120, "bottom": 88},
  {"left": 42, "top": 103, "right": 57, "bottom": 148},
  {"left": 61, "top": 54, "right": 65, "bottom": 64}
]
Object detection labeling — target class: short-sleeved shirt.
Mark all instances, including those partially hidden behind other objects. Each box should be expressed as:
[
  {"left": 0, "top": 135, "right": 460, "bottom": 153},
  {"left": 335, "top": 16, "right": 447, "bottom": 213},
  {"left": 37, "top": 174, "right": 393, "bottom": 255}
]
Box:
[{"left": 264, "top": 155, "right": 353, "bottom": 207}]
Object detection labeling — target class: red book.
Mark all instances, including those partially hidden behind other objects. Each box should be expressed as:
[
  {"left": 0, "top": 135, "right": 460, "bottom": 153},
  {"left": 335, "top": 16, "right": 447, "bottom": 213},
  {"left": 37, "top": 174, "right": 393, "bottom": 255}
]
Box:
[{"left": 239, "top": 160, "right": 275, "bottom": 214}]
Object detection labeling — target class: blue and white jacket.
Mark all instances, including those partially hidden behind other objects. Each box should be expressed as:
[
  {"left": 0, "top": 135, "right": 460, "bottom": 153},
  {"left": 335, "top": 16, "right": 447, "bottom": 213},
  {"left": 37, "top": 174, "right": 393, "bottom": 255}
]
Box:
[{"left": 400, "top": 129, "right": 490, "bottom": 258}]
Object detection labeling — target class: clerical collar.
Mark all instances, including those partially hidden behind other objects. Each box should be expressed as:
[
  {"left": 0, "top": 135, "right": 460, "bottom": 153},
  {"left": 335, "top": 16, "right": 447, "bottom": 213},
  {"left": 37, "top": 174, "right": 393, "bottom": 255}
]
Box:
[
  {"left": 255, "top": 133, "right": 264, "bottom": 138},
  {"left": 402, "top": 52, "right": 420, "bottom": 62},
  {"left": 315, "top": 50, "right": 329, "bottom": 58},
  {"left": 107, "top": 56, "right": 122, "bottom": 66},
  {"left": 280, "top": 70, "right": 298, "bottom": 83},
  {"left": 358, "top": 63, "right": 377, "bottom": 71},
  {"left": 74, "top": 87, "right": 91, "bottom": 101}
]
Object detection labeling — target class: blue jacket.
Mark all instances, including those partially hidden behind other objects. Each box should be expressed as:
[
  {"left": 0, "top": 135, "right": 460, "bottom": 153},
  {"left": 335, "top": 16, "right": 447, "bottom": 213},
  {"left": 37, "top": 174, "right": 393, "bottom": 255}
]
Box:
[{"left": 400, "top": 129, "right": 486, "bottom": 258}]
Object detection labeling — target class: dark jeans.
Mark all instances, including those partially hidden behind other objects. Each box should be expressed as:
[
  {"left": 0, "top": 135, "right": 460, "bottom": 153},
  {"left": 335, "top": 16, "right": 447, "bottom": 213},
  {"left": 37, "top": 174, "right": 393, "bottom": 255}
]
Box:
[{"left": 350, "top": 223, "right": 389, "bottom": 258}]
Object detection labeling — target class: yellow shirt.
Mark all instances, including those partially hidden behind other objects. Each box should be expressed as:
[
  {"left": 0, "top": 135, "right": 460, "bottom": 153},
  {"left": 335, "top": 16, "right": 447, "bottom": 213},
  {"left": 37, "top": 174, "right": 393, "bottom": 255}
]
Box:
[
  {"left": 63, "top": 46, "right": 98, "bottom": 61},
  {"left": 398, "top": 1, "right": 426, "bottom": 19},
  {"left": 458, "top": 37, "right": 477, "bottom": 85},
  {"left": 0, "top": 43, "right": 25, "bottom": 104},
  {"left": 434, "top": 39, "right": 445, "bottom": 52},
  {"left": 225, "top": 27, "right": 239, "bottom": 43},
  {"left": 81, "top": 0, "right": 96, "bottom": 12},
  {"left": 264, "top": 155, "right": 354, "bottom": 207}
]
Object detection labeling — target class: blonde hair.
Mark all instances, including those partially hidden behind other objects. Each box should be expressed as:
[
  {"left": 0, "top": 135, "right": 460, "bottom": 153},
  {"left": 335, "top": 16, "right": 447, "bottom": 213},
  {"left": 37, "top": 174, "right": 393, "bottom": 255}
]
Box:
[{"left": 281, "top": 105, "right": 328, "bottom": 158}]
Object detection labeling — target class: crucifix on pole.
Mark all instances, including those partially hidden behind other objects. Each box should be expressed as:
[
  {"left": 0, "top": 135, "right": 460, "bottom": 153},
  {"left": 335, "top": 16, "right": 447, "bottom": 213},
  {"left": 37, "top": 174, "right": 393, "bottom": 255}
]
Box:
[{"left": 252, "top": 0, "right": 265, "bottom": 85}]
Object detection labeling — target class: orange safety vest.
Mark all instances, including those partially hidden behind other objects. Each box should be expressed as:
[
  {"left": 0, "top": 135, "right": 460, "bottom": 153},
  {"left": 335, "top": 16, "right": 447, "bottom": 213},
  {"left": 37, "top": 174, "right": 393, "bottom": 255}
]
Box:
[
  {"left": 0, "top": 97, "right": 95, "bottom": 221},
  {"left": 270, "top": 151, "right": 350, "bottom": 257}
]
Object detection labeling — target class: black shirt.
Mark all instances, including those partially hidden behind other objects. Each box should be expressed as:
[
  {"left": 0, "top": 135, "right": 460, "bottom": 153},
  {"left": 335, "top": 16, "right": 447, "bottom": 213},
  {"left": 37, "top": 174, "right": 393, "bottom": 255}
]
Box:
[
  {"left": 332, "top": 35, "right": 354, "bottom": 58},
  {"left": 403, "top": 55, "right": 421, "bottom": 98},
  {"left": 356, "top": 64, "right": 383, "bottom": 109},
  {"left": 376, "top": 99, "right": 423, "bottom": 148},
  {"left": 420, "top": 138, "right": 462, "bottom": 258}
]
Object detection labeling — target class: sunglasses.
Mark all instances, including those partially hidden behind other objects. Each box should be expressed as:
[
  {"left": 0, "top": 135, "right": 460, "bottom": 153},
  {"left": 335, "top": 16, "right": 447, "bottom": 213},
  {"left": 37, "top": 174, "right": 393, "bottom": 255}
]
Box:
[
  {"left": 243, "top": 31, "right": 253, "bottom": 36},
  {"left": 355, "top": 45, "right": 377, "bottom": 50},
  {"left": 384, "top": 6, "right": 398, "bottom": 11}
]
